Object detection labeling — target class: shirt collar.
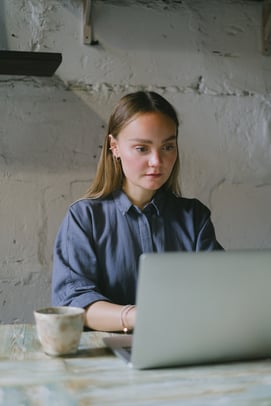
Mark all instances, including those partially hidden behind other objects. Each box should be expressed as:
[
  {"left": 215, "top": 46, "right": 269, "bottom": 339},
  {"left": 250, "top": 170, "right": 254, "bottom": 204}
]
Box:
[
  {"left": 112, "top": 188, "right": 167, "bottom": 216},
  {"left": 112, "top": 189, "right": 133, "bottom": 215}
]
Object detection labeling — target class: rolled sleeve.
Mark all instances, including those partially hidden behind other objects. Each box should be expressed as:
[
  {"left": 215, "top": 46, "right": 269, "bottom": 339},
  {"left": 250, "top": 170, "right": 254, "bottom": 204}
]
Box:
[
  {"left": 195, "top": 211, "right": 223, "bottom": 251},
  {"left": 52, "top": 206, "right": 111, "bottom": 308}
]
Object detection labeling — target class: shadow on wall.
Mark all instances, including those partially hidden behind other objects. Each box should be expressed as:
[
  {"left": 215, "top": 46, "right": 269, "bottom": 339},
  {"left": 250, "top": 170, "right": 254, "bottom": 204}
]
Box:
[
  {"left": 0, "top": 76, "right": 110, "bottom": 323},
  {"left": 0, "top": 76, "right": 106, "bottom": 173},
  {"left": 91, "top": 1, "right": 260, "bottom": 55},
  {"left": 60, "top": 0, "right": 262, "bottom": 54},
  {"left": 0, "top": 1, "right": 7, "bottom": 48}
]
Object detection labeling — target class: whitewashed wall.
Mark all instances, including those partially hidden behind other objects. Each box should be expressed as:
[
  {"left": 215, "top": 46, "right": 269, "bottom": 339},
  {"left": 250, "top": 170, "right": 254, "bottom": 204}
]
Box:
[{"left": 0, "top": 0, "right": 270, "bottom": 323}]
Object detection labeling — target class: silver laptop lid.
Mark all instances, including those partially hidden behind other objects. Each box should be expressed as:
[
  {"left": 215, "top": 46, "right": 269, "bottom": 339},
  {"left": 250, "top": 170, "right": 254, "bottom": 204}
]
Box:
[{"left": 131, "top": 250, "right": 271, "bottom": 369}]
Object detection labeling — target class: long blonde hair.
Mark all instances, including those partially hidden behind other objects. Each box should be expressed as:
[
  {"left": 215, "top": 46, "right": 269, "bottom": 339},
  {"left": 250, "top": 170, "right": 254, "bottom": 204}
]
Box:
[{"left": 84, "top": 91, "right": 181, "bottom": 198}]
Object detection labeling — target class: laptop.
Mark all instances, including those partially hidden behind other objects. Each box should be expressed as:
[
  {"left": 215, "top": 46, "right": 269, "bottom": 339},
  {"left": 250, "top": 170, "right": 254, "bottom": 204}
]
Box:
[{"left": 103, "top": 250, "right": 271, "bottom": 369}]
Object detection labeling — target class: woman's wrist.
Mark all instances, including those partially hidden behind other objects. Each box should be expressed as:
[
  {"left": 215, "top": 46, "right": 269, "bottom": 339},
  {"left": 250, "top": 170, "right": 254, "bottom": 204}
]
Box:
[{"left": 120, "top": 304, "right": 136, "bottom": 333}]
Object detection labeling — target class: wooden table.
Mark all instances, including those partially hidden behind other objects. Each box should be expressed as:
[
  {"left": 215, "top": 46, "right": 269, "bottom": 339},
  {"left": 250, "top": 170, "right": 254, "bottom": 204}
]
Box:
[{"left": 1, "top": 324, "right": 271, "bottom": 405}]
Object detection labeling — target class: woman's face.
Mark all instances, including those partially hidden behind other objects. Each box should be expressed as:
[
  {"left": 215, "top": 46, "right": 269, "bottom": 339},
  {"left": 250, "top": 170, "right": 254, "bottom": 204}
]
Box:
[{"left": 110, "top": 112, "right": 178, "bottom": 206}]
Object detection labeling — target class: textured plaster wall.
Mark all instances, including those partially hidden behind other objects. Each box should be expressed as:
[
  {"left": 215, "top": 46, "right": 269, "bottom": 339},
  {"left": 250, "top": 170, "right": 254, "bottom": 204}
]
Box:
[{"left": 0, "top": 0, "right": 270, "bottom": 323}]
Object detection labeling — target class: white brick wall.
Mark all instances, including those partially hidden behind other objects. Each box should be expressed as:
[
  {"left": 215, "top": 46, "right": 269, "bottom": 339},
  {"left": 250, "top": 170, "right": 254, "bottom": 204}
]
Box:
[{"left": 0, "top": 0, "right": 270, "bottom": 322}]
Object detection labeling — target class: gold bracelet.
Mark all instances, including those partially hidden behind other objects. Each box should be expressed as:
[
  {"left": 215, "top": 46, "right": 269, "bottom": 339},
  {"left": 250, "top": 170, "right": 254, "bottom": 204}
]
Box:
[{"left": 120, "top": 304, "right": 135, "bottom": 333}]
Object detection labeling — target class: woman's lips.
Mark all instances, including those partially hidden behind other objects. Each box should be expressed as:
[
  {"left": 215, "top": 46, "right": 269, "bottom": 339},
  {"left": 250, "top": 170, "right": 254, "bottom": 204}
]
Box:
[{"left": 145, "top": 173, "right": 162, "bottom": 177}]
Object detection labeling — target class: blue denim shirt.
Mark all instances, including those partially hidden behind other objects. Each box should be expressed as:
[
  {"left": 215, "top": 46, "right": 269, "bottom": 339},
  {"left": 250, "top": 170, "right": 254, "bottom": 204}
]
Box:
[{"left": 52, "top": 189, "right": 223, "bottom": 308}]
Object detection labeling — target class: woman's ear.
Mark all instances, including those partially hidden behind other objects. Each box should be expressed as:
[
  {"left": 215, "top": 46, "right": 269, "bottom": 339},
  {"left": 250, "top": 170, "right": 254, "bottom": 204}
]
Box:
[{"left": 109, "top": 134, "right": 120, "bottom": 158}]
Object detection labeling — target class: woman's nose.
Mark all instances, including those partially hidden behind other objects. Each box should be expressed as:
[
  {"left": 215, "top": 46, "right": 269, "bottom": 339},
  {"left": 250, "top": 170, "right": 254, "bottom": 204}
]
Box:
[{"left": 148, "top": 151, "right": 161, "bottom": 166}]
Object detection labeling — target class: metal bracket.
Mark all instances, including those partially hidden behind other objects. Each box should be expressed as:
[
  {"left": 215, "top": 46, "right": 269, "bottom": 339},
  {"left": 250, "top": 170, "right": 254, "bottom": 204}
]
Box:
[
  {"left": 263, "top": 0, "right": 271, "bottom": 55},
  {"left": 83, "top": 0, "right": 98, "bottom": 45}
]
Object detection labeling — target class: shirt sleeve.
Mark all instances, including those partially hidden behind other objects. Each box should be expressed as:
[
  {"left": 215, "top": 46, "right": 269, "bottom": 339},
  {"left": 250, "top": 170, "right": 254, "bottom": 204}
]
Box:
[
  {"left": 193, "top": 199, "right": 224, "bottom": 251},
  {"left": 51, "top": 205, "right": 112, "bottom": 308}
]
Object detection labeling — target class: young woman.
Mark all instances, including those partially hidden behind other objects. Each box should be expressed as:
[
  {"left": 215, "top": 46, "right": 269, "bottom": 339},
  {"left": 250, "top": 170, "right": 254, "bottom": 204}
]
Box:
[{"left": 52, "top": 91, "right": 223, "bottom": 332}]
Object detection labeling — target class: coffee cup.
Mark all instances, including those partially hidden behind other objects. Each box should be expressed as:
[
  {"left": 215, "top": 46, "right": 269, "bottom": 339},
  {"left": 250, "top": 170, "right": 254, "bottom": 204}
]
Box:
[{"left": 34, "top": 306, "right": 85, "bottom": 356}]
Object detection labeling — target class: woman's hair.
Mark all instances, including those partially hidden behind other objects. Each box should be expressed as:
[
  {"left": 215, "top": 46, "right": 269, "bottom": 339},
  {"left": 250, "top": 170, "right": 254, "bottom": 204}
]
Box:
[{"left": 84, "top": 91, "right": 181, "bottom": 198}]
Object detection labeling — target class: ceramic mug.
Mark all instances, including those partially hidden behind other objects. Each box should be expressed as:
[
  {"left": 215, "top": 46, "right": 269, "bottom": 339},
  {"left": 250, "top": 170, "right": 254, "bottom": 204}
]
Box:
[{"left": 34, "top": 306, "right": 85, "bottom": 356}]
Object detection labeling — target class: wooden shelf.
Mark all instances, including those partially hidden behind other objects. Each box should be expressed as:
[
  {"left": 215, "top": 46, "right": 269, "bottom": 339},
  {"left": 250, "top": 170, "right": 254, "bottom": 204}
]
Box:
[{"left": 0, "top": 50, "right": 62, "bottom": 76}]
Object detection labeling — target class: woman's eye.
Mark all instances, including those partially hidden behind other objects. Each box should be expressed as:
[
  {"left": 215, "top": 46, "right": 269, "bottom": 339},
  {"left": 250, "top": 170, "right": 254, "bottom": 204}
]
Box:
[
  {"left": 135, "top": 146, "right": 147, "bottom": 153},
  {"left": 162, "top": 144, "right": 176, "bottom": 151}
]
